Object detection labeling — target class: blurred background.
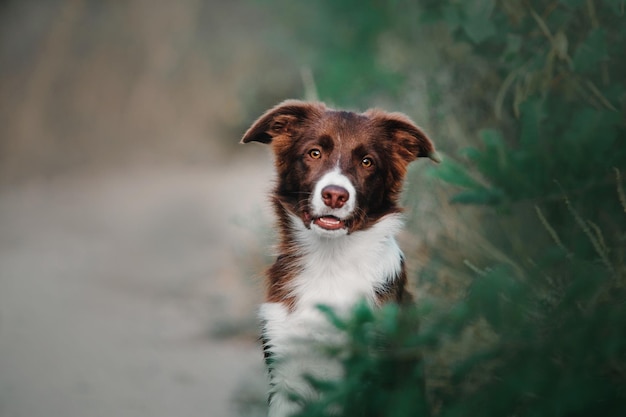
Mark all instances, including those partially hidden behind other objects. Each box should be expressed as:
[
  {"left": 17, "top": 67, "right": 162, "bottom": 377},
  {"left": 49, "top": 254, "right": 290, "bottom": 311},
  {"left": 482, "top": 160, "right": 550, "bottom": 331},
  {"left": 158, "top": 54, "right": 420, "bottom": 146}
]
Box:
[
  {"left": 0, "top": 1, "right": 292, "bottom": 416},
  {"left": 1, "top": 1, "right": 625, "bottom": 417}
]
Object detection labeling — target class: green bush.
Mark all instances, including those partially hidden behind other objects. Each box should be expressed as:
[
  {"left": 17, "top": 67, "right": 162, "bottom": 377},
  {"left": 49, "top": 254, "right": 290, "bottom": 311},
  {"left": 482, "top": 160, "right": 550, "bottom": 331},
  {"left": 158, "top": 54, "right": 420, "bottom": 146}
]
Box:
[{"left": 256, "top": 1, "right": 626, "bottom": 416}]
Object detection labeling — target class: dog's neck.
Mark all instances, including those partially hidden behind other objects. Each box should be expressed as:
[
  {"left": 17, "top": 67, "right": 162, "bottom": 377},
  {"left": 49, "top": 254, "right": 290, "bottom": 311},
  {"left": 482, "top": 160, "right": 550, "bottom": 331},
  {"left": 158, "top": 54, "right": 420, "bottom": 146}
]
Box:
[{"left": 269, "top": 210, "right": 406, "bottom": 313}]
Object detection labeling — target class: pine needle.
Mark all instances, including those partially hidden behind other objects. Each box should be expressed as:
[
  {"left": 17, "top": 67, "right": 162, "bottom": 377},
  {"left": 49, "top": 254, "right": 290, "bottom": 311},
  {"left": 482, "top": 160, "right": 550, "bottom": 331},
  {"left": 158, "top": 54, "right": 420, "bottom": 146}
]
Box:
[
  {"left": 464, "top": 260, "right": 487, "bottom": 276},
  {"left": 535, "top": 205, "right": 571, "bottom": 258},
  {"left": 301, "top": 67, "right": 319, "bottom": 102},
  {"left": 563, "top": 194, "right": 614, "bottom": 273},
  {"left": 586, "top": 220, "right": 608, "bottom": 253}
]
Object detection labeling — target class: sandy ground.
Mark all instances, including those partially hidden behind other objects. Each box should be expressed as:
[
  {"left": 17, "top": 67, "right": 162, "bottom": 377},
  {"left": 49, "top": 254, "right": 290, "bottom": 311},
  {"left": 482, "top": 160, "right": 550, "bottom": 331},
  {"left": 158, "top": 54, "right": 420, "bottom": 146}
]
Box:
[{"left": 0, "top": 154, "right": 275, "bottom": 417}]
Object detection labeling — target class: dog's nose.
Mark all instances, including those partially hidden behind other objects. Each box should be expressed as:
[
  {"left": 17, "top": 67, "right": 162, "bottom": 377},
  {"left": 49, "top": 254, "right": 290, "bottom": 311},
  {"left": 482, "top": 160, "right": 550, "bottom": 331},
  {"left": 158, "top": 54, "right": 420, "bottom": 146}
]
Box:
[{"left": 321, "top": 185, "right": 349, "bottom": 209}]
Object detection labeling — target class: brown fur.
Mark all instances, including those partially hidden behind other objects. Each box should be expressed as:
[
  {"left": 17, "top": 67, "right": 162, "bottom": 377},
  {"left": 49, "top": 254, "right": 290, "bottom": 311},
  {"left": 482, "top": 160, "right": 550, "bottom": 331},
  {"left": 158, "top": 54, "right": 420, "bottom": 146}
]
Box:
[{"left": 242, "top": 100, "right": 438, "bottom": 308}]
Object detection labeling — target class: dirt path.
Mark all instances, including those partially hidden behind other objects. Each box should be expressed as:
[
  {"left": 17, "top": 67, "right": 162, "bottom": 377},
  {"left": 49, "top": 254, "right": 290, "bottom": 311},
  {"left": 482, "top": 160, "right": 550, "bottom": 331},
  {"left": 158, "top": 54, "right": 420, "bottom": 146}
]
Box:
[{"left": 0, "top": 156, "right": 274, "bottom": 417}]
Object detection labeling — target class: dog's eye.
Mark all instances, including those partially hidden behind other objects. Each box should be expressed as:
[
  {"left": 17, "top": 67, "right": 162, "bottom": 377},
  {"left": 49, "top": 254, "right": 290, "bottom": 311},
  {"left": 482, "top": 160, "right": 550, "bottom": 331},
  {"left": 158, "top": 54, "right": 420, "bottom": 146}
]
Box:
[
  {"left": 361, "top": 157, "right": 374, "bottom": 168},
  {"left": 308, "top": 149, "right": 322, "bottom": 159}
]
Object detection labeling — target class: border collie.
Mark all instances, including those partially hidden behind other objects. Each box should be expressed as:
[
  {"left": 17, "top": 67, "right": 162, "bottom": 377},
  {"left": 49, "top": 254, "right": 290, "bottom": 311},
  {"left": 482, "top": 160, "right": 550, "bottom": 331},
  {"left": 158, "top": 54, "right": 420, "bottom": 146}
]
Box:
[{"left": 241, "top": 100, "right": 438, "bottom": 417}]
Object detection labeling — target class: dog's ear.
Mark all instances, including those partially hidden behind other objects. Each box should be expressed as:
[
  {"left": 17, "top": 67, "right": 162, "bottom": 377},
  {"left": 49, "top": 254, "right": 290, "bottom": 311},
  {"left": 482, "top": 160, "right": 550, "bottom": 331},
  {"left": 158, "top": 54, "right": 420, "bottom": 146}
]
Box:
[
  {"left": 366, "top": 109, "right": 440, "bottom": 163},
  {"left": 241, "top": 100, "right": 326, "bottom": 144}
]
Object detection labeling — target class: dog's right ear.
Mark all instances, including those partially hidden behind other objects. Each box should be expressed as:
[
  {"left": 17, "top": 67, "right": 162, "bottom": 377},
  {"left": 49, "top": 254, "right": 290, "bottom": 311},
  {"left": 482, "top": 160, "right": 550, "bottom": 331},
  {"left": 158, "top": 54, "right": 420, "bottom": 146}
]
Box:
[{"left": 241, "top": 100, "right": 325, "bottom": 144}]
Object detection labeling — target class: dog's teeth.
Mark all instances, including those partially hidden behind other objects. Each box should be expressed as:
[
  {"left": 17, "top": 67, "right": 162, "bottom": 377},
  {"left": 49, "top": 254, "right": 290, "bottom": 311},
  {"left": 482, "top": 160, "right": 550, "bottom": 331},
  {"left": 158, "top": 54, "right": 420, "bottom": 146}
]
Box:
[{"left": 314, "top": 216, "right": 344, "bottom": 230}]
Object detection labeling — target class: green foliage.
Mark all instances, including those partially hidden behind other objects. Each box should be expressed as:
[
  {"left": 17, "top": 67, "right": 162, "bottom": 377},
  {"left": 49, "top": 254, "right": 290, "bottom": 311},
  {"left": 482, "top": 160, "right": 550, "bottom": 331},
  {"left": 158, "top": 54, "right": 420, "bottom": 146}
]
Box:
[
  {"left": 257, "top": 0, "right": 410, "bottom": 105},
  {"left": 253, "top": 1, "right": 626, "bottom": 416},
  {"left": 295, "top": 302, "right": 431, "bottom": 417}
]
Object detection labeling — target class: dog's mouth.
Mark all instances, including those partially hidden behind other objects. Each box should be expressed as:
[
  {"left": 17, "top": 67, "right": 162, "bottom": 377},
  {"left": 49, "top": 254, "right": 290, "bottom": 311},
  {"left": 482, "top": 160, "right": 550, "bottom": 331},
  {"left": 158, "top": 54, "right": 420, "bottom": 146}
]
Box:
[
  {"left": 313, "top": 215, "right": 346, "bottom": 231},
  {"left": 303, "top": 212, "right": 347, "bottom": 231}
]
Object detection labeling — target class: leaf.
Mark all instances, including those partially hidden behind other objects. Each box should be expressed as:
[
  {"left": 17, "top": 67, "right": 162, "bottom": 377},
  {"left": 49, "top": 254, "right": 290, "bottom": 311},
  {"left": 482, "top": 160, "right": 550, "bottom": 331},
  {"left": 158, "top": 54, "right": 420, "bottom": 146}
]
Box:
[
  {"left": 379, "top": 303, "right": 399, "bottom": 334},
  {"left": 317, "top": 304, "right": 348, "bottom": 330},
  {"left": 351, "top": 300, "right": 375, "bottom": 324},
  {"left": 573, "top": 29, "right": 608, "bottom": 73}
]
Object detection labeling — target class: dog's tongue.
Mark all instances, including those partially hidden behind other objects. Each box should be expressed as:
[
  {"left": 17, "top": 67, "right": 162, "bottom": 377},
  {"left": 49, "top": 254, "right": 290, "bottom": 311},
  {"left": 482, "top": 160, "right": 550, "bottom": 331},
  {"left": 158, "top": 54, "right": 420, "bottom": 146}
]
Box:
[{"left": 314, "top": 216, "right": 345, "bottom": 230}]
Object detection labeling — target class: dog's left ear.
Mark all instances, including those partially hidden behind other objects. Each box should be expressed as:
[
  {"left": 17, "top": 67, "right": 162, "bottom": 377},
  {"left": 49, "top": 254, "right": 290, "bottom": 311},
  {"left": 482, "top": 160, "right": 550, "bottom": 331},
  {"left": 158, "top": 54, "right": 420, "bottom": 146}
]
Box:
[
  {"left": 367, "top": 110, "right": 440, "bottom": 163},
  {"left": 241, "top": 100, "right": 326, "bottom": 144}
]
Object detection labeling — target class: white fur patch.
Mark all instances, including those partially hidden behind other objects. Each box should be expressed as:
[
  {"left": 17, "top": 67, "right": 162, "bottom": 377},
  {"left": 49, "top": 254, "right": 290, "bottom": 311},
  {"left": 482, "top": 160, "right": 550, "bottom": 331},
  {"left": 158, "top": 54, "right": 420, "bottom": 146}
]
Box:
[
  {"left": 261, "top": 213, "right": 405, "bottom": 417},
  {"left": 289, "top": 212, "right": 404, "bottom": 309},
  {"left": 310, "top": 169, "right": 356, "bottom": 220},
  {"left": 260, "top": 303, "right": 343, "bottom": 417}
]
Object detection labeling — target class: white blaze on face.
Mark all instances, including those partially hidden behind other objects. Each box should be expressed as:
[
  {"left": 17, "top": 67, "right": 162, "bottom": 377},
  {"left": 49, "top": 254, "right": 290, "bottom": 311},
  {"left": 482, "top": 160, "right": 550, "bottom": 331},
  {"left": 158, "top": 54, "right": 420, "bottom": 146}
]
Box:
[{"left": 309, "top": 168, "right": 356, "bottom": 236}]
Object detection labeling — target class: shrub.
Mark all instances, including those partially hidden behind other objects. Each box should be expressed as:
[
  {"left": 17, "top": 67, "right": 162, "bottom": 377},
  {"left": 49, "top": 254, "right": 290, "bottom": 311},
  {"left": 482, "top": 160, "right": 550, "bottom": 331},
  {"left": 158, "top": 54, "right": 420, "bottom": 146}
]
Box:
[{"left": 257, "top": 1, "right": 626, "bottom": 416}]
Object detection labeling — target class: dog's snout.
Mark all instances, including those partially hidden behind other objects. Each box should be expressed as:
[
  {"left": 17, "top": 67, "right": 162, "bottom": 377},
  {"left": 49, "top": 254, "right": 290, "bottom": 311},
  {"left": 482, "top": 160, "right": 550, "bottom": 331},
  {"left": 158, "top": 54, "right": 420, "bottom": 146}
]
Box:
[{"left": 321, "top": 185, "right": 349, "bottom": 209}]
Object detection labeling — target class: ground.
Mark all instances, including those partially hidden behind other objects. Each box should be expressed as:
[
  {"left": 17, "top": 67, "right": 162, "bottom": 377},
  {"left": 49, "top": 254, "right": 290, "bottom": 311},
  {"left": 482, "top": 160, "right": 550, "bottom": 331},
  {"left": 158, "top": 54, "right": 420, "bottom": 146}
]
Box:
[
  {"left": 0, "top": 155, "right": 275, "bottom": 417},
  {"left": 0, "top": 2, "right": 298, "bottom": 415}
]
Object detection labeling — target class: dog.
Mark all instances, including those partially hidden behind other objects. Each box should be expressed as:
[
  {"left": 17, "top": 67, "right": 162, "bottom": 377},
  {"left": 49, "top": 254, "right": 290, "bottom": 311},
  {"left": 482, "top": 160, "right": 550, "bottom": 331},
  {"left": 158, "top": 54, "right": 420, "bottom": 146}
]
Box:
[{"left": 241, "top": 100, "right": 438, "bottom": 417}]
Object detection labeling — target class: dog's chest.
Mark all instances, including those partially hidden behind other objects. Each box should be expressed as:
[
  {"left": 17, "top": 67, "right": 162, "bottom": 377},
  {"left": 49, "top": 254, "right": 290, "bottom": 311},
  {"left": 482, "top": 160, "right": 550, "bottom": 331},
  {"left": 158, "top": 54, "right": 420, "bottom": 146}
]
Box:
[
  {"left": 288, "top": 213, "right": 405, "bottom": 310},
  {"left": 261, "top": 214, "right": 405, "bottom": 351}
]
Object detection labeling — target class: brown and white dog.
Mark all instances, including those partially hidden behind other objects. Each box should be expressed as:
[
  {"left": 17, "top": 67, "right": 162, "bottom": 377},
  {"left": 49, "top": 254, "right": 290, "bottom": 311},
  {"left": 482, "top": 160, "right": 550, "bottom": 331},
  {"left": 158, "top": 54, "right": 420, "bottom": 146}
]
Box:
[{"left": 242, "top": 100, "right": 438, "bottom": 417}]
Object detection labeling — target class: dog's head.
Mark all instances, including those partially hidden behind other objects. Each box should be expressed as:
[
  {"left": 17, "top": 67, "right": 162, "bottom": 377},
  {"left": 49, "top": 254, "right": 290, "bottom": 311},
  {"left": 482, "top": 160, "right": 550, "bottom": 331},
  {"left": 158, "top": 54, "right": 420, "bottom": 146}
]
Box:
[{"left": 242, "top": 100, "right": 438, "bottom": 237}]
